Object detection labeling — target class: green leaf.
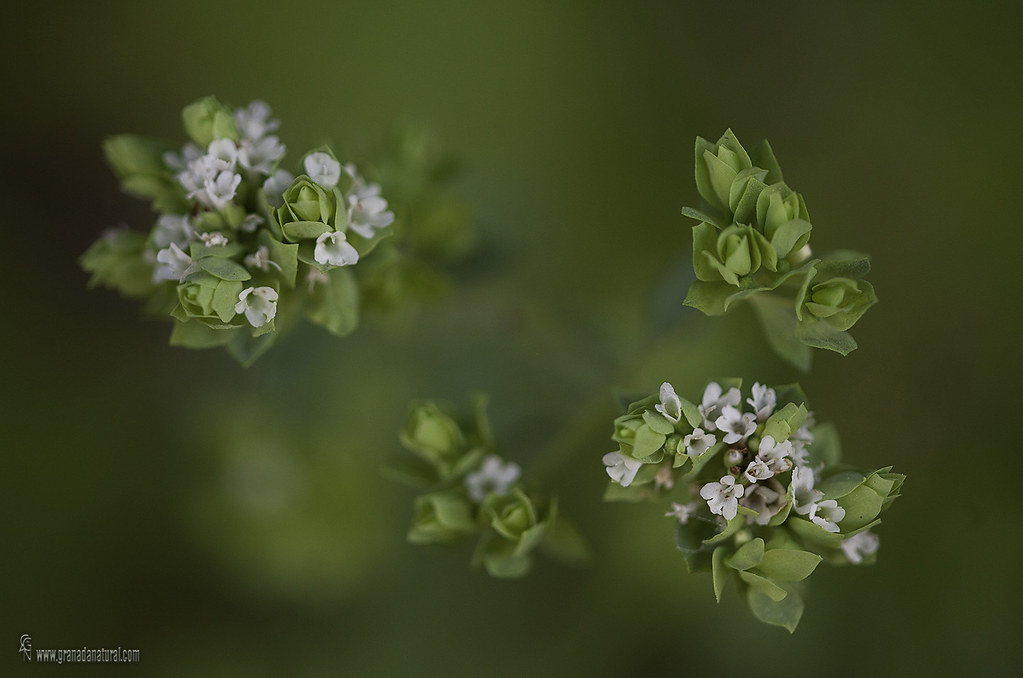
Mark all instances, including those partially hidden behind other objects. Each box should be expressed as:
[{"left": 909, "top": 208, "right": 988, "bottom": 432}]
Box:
[
  {"left": 837, "top": 484, "right": 886, "bottom": 532},
  {"left": 226, "top": 329, "right": 277, "bottom": 366},
  {"left": 210, "top": 279, "right": 243, "bottom": 322},
  {"left": 380, "top": 455, "right": 438, "bottom": 489},
  {"left": 754, "top": 548, "right": 822, "bottom": 582},
  {"left": 196, "top": 256, "right": 252, "bottom": 282},
  {"left": 747, "top": 584, "right": 804, "bottom": 633},
  {"left": 739, "top": 570, "right": 788, "bottom": 601},
  {"left": 763, "top": 402, "right": 808, "bottom": 444},
  {"left": 818, "top": 471, "right": 866, "bottom": 500},
  {"left": 712, "top": 546, "right": 729, "bottom": 602},
  {"left": 795, "top": 317, "right": 858, "bottom": 355},
  {"left": 642, "top": 410, "right": 675, "bottom": 436},
  {"left": 681, "top": 205, "right": 724, "bottom": 227},
  {"left": 306, "top": 267, "right": 359, "bottom": 337},
  {"left": 808, "top": 423, "right": 842, "bottom": 466},
  {"left": 703, "top": 506, "right": 758, "bottom": 546},
  {"left": 168, "top": 319, "right": 236, "bottom": 349},
  {"left": 679, "top": 397, "right": 703, "bottom": 429},
  {"left": 814, "top": 250, "right": 872, "bottom": 279},
  {"left": 748, "top": 139, "right": 784, "bottom": 185},
  {"left": 786, "top": 517, "right": 844, "bottom": 550},
  {"left": 749, "top": 293, "right": 812, "bottom": 372},
  {"left": 632, "top": 424, "right": 666, "bottom": 459},
  {"left": 281, "top": 220, "right": 332, "bottom": 241},
  {"left": 726, "top": 537, "right": 765, "bottom": 571},
  {"left": 262, "top": 235, "right": 299, "bottom": 288}
]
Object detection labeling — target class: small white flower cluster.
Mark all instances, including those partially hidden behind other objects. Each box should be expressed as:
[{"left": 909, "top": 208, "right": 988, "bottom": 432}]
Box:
[{"left": 464, "top": 455, "right": 521, "bottom": 503}]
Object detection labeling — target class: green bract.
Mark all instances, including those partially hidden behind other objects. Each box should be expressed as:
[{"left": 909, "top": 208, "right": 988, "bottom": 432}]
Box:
[
  {"left": 83, "top": 97, "right": 469, "bottom": 364},
  {"left": 683, "top": 130, "right": 877, "bottom": 370},
  {"left": 603, "top": 379, "right": 903, "bottom": 632},
  {"left": 388, "top": 397, "right": 586, "bottom": 578}
]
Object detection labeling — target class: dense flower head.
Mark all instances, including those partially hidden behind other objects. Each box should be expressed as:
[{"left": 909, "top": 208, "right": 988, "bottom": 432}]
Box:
[
  {"left": 83, "top": 95, "right": 413, "bottom": 365},
  {"left": 603, "top": 378, "right": 903, "bottom": 632}
]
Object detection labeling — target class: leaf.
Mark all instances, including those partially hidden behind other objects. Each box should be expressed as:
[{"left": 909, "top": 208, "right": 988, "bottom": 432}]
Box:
[
  {"left": 795, "top": 317, "right": 859, "bottom": 355},
  {"left": 168, "top": 319, "right": 236, "bottom": 349},
  {"left": 703, "top": 506, "right": 758, "bottom": 546},
  {"left": 808, "top": 423, "right": 842, "bottom": 466},
  {"left": 747, "top": 584, "right": 804, "bottom": 633},
  {"left": 196, "top": 256, "right": 252, "bottom": 281},
  {"left": 786, "top": 517, "right": 844, "bottom": 550},
  {"left": 226, "top": 329, "right": 277, "bottom": 366},
  {"left": 540, "top": 517, "right": 591, "bottom": 567},
  {"left": 726, "top": 537, "right": 765, "bottom": 571},
  {"left": 754, "top": 548, "right": 822, "bottom": 582},
  {"left": 739, "top": 570, "right": 788, "bottom": 601},
  {"left": 712, "top": 546, "right": 729, "bottom": 602},
  {"left": 814, "top": 250, "right": 872, "bottom": 279},
  {"left": 380, "top": 455, "right": 438, "bottom": 489},
  {"left": 642, "top": 410, "right": 675, "bottom": 436},
  {"left": 211, "top": 280, "right": 243, "bottom": 322},
  {"left": 282, "top": 220, "right": 331, "bottom": 241},
  {"left": 836, "top": 484, "right": 885, "bottom": 532},
  {"left": 749, "top": 293, "right": 812, "bottom": 372},
  {"left": 818, "top": 471, "right": 866, "bottom": 500},
  {"left": 632, "top": 424, "right": 667, "bottom": 459},
  {"left": 681, "top": 205, "right": 725, "bottom": 227},
  {"left": 306, "top": 267, "right": 360, "bottom": 337}
]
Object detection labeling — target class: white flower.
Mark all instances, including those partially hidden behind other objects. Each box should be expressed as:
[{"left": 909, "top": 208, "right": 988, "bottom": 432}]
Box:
[
  {"left": 204, "top": 170, "right": 242, "bottom": 210},
  {"left": 602, "top": 450, "right": 643, "bottom": 487},
  {"left": 153, "top": 243, "right": 197, "bottom": 283},
  {"left": 699, "top": 382, "right": 741, "bottom": 431},
  {"left": 305, "top": 267, "right": 330, "bottom": 293},
  {"left": 196, "top": 231, "right": 228, "bottom": 247},
  {"left": 263, "top": 170, "right": 294, "bottom": 208},
  {"left": 746, "top": 382, "right": 777, "bottom": 422},
  {"left": 757, "top": 435, "right": 794, "bottom": 474},
  {"left": 163, "top": 143, "right": 202, "bottom": 171},
  {"left": 715, "top": 406, "right": 756, "bottom": 445},
  {"left": 465, "top": 455, "right": 521, "bottom": 503},
  {"left": 314, "top": 231, "right": 360, "bottom": 267},
  {"left": 177, "top": 157, "right": 213, "bottom": 201},
  {"left": 304, "top": 152, "right": 341, "bottom": 188},
  {"left": 152, "top": 214, "right": 194, "bottom": 250},
  {"left": 790, "top": 440, "right": 811, "bottom": 467},
  {"left": 841, "top": 530, "right": 880, "bottom": 564},
  {"left": 244, "top": 246, "right": 282, "bottom": 273},
  {"left": 654, "top": 381, "right": 683, "bottom": 424},
  {"left": 238, "top": 135, "right": 286, "bottom": 175},
  {"left": 343, "top": 164, "right": 394, "bottom": 239},
  {"left": 654, "top": 464, "right": 674, "bottom": 491},
  {"left": 790, "top": 465, "right": 824, "bottom": 515},
  {"left": 205, "top": 138, "right": 238, "bottom": 171},
  {"left": 235, "top": 286, "right": 278, "bottom": 327},
  {"left": 683, "top": 427, "right": 716, "bottom": 456},
  {"left": 740, "top": 480, "right": 785, "bottom": 526},
  {"left": 665, "top": 502, "right": 698, "bottom": 524},
  {"left": 743, "top": 457, "right": 774, "bottom": 483},
  {"left": 234, "top": 100, "right": 279, "bottom": 141},
  {"left": 700, "top": 475, "right": 745, "bottom": 521},
  {"left": 240, "top": 214, "right": 265, "bottom": 233},
  {"left": 810, "top": 499, "right": 846, "bottom": 533}
]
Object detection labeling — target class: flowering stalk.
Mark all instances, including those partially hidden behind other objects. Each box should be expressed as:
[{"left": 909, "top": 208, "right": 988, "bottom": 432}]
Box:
[{"left": 602, "top": 379, "right": 903, "bottom": 631}]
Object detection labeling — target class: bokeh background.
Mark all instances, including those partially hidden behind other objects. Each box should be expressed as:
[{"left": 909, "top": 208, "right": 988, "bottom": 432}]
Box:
[{"left": 4, "top": 1, "right": 1021, "bottom": 675}]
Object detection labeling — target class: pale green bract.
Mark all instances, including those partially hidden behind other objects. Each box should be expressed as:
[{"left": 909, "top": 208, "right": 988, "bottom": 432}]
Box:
[
  {"left": 602, "top": 379, "right": 903, "bottom": 632},
  {"left": 682, "top": 130, "right": 877, "bottom": 371},
  {"left": 82, "top": 96, "right": 471, "bottom": 365}
]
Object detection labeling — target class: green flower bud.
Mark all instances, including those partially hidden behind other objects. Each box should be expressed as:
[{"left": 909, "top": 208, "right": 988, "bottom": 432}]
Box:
[
  {"left": 694, "top": 224, "right": 776, "bottom": 287},
  {"left": 400, "top": 403, "right": 467, "bottom": 472},
  {"left": 799, "top": 277, "right": 877, "bottom": 331},
  {"left": 755, "top": 183, "right": 812, "bottom": 259},
  {"left": 407, "top": 492, "right": 476, "bottom": 544},
  {"left": 695, "top": 129, "right": 754, "bottom": 214},
  {"left": 275, "top": 176, "right": 346, "bottom": 242},
  {"left": 181, "top": 96, "right": 239, "bottom": 146},
  {"left": 482, "top": 489, "right": 549, "bottom": 555},
  {"left": 173, "top": 273, "right": 243, "bottom": 326}
]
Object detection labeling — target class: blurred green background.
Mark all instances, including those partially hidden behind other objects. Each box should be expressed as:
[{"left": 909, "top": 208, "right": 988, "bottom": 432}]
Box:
[{"left": 3, "top": 1, "right": 1021, "bottom": 675}]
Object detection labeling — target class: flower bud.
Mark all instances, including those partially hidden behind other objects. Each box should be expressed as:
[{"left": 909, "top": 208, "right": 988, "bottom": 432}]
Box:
[{"left": 799, "top": 277, "right": 877, "bottom": 331}]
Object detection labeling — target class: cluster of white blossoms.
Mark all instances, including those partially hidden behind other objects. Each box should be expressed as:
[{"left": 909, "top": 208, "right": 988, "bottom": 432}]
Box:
[{"left": 84, "top": 95, "right": 399, "bottom": 361}]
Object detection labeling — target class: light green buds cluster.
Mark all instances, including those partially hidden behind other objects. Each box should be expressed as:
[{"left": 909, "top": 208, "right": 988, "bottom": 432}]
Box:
[
  {"left": 602, "top": 379, "right": 903, "bottom": 632},
  {"left": 83, "top": 96, "right": 468, "bottom": 365},
  {"left": 682, "top": 130, "right": 877, "bottom": 370},
  {"left": 390, "top": 397, "right": 585, "bottom": 578}
]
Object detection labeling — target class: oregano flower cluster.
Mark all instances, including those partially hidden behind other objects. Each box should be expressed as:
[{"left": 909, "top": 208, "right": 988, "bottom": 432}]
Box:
[
  {"left": 82, "top": 96, "right": 397, "bottom": 364},
  {"left": 683, "top": 130, "right": 877, "bottom": 370},
  {"left": 602, "top": 379, "right": 902, "bottom": 631},
  {"left": 389, "top": 398, "right": 584, "bottom": 578}
]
